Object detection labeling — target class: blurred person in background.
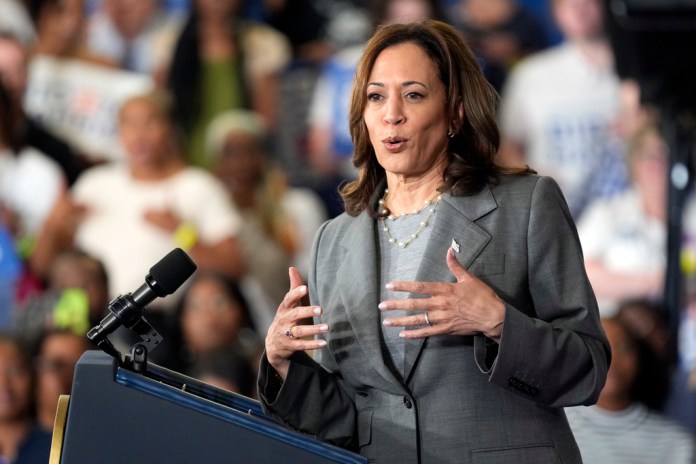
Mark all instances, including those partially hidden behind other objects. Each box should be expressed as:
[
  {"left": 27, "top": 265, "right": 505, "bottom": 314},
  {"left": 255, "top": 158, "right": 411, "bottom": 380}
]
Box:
[
  {"left": 206, "top": 109, "right": 326, "bottom": 330},
  {"left": 158, "top": 271, "right": 261, "bottom": 378},
  {"left": 33, "top": 329, "right": 92, "bottom": 431},
  {"left": 0, "top": 81, "right": 64, "bottom": 245},
  {"left": 0, "top": 33, "right": 84, "bottom": 186},
  {"left": 446, "top": 0, "right": 547, "bottom": 91},
  {"left": 85, "top": 0, "right": 183, "bottom": 77},
  {"left": 26, "top": 0, "right": 115, "bottom": 66},
  {"left": 30, "top": 90, "right": 245, "bottom": 311},
  {"left": 0, "top": 78, "right": 65, "bottom": 316},
  {"left": 166, "top": 0, "right": 291, "bottom": 167},
  {"left": 0, "top": 333, "right": 51, "bottom": 464},
  {"left": 14, "top": 248, "right": 109, "bottom": 351},
  {"left": 498, "top": 0, "right": 627, "bottom": 219},
  {"left": 565, "top": 316, "right": 694, "bottom": 464},
  {"left": 577, "top": 121, "right": 667, "bottom": 316}
]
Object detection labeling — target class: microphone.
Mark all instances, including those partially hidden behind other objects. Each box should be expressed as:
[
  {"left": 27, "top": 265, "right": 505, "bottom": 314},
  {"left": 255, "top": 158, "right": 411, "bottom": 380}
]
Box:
[{"left": 87, "top": 248, "right": 197, "bottom": 346}]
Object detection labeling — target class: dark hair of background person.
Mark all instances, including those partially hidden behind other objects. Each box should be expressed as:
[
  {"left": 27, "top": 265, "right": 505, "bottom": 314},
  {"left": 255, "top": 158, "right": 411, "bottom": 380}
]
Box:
[
  {"left": 341, "top": 20, "right": 532, "bottom": 217},
  {"left": 616, "top": 300, "right": 673, "bottom": 410},
  {"left": 166, "top": 10, "right": 251, "bottom": 134}
]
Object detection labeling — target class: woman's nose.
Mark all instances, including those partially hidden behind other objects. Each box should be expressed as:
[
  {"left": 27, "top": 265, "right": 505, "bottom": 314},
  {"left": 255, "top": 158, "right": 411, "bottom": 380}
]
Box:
[{"left": 383, "top": 98, "right": 404, "bottom": 125}]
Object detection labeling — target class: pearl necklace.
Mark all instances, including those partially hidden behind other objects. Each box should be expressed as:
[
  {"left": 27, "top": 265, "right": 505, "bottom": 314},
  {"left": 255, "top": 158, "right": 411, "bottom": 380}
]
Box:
[{"left": 379, "top": 189, "right": 443, "bottom": 248}]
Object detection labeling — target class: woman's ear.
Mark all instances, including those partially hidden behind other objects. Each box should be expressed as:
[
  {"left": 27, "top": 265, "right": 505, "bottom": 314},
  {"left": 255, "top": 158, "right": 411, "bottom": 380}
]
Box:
[{"left": 458, "top": 100, "right": 465, "bottom": 124}]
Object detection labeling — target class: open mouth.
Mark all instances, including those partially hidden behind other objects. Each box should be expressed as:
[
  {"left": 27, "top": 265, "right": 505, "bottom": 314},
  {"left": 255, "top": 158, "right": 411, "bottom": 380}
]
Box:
[{"left": 383, "top": 137, "right": 407, "bottom": 151}]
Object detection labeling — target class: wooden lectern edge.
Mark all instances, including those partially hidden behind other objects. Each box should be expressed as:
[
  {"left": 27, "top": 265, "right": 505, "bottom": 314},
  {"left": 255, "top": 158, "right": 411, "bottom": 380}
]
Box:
[{"left": 49, "top": 395, "right": 70, "bottom": 464}]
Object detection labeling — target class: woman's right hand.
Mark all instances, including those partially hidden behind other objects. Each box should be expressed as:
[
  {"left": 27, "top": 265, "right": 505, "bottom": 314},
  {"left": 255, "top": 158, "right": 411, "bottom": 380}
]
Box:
[{"left": 265, "top": 267, "right": 329, "bottom": 381}]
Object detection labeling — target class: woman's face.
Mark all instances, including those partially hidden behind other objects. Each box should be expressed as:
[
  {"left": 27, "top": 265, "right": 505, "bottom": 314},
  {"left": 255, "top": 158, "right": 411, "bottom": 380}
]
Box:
[
  {"left": 118, "top": 99, "right": 171, "bottom": 168},
  {"left": 181, "top": 277, "right": 245, "bottom": 354},
  {"left": 553, "top": 0, "right": 604, "bottom": 42},
  {"left": 363, "top": 42, "right": 449, "bottom": 182},
  {"left": 214, "top": 132, "right": 266, "bottom": 188},
  {"left": 0, "top": 341, "right": 31, "bottom": 422},
  {"left": 35, "top": 333, "right": 89, "bottom": 418}
]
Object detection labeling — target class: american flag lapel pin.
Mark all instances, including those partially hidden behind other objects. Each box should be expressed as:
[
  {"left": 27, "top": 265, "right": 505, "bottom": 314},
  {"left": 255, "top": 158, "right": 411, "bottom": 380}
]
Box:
[{"left": 451, "top": 238, "right": 460, "bottom": 253}]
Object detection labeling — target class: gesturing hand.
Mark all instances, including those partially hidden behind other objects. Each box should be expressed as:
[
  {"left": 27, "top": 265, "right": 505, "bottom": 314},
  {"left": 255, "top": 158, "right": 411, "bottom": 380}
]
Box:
[
  {"left": 265, "top": 267, "right": 329, "bottom": 380},
  {"left": 380, "top": 248, "right": 506, "bottom": 343}
]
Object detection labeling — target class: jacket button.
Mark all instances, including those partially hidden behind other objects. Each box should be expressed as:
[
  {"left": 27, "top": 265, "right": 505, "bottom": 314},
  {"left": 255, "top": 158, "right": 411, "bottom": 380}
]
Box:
[{"left": 403, "top": 397, "right": 412, "bottom": 409}]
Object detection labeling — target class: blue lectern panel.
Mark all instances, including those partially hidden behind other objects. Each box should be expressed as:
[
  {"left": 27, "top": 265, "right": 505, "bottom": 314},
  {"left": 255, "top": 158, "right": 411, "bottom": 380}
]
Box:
[{"left": 60, "top": 351, "right": 366, "bottom": 464}]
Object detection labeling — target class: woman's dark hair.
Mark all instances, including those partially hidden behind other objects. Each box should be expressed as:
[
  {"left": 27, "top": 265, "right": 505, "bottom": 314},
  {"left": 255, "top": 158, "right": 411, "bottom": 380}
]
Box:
[
  {"left": 166, "top": 13, "right": 250, "bottom": 132},
  {"left": 341, "top": 19, "right": 531, "bottom": 217},
  {"left": 606, "top": 314, "right": 671, "bottom": 411}
]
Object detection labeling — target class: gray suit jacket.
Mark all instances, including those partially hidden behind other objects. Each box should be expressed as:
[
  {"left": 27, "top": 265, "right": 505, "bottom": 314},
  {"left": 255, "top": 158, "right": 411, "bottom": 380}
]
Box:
[{"left": 259, "top": 175, "right": 610, "bottom": 464}]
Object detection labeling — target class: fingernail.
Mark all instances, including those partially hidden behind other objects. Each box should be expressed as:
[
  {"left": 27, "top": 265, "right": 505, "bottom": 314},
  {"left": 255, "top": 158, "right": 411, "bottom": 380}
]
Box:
[
  {"left": 317, "top": 340, "right": 327, "bottom": 347},
  {"left": 298, "top": 285, "right": 307, "bottom": 293},
  {"left": 385, "top": 283, "right": 394, "bottom": 290},
  {"left": 313, "top": 307, "right": 321, "bottom": 315},
  {"left": 398, "top": 332, "right": 406, "bottom": 338},
  {"left": 378, "top": 302, "right": 387, "bottom": 310},
  {"left": 319, "top": 324, "right": 329, "bottom": 331},
  {"left": 382, "top": 319, "right": 392, "bottom": 326}
]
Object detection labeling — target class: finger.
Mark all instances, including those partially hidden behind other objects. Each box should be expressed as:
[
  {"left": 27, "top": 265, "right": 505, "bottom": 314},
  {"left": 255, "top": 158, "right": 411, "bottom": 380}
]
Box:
[
  {"left": 289, "top": 267, "right": 310, "bottom": 307},
  {"left": 290, "top": 322, "right": 329, "bottom": 339},
  {"left": 385, "top": 280, "right": 447, "bottom": 295},
  {"left": 379, "top": 298, "right": 433, "bottom": 312},
  {"left": 446, "top": 246, "right": 470, "bottom": 283},
  {"left": 289, "top": 266, "right": 305, "bottom": 289},
  {"left": 382, "top": 314, "right": 427, "bottom": 328},
  {"left": 280, "top": 284, "right": 309, "bottom": 311}
]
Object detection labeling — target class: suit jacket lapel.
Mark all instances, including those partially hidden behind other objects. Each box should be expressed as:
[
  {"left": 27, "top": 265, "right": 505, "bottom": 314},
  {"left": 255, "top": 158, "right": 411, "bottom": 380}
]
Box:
[
  {"left": 403, "top": 187, "right": 497, "bottom": 382},
  {"left": 336, "top": 211, "right": 405, "bottom": 390}
]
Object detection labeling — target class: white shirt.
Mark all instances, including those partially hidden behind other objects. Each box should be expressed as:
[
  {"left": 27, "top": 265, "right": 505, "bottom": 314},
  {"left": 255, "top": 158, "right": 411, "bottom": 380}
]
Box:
[
  {"left": 500, "top": 43, "right": 625, "bottom": 217},
  {"left": 0, "top": 147, "right": 64, "bottom": 237},
  {"left": 577, "top": 188, "right": 664, "bottom": 315},
  {"left": 565, "top": 403, "right": 695, "bottom": 464},
  {"left": 72, "top": 163, "right": 242, "bottom": 301}
]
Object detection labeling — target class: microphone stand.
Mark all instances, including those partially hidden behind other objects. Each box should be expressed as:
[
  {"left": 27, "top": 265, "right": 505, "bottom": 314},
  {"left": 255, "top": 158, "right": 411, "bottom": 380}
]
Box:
[{"left": 87, "top": 295, "right": 163, "bottom": 374}]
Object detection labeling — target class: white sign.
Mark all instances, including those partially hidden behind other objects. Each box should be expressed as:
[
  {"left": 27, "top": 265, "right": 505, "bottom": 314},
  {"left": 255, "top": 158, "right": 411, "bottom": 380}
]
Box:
[{"left": 24, "top": 56, "right": 154, "bottom": 162}]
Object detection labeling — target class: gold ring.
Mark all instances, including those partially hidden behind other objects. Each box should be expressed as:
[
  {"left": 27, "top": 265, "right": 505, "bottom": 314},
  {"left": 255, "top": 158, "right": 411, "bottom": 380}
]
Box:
[{"left": 285, "top": 325, "right": 296, "bottom": 339}]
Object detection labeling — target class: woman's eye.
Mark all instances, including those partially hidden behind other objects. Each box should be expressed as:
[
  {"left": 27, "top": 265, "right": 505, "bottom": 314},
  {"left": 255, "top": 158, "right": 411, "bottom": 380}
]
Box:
[
  {"left": 406, "top": 92, "right": 423, "bottom": 101},
  {"left": 367, "top": 93, "right": 383, "bottom": 102}
]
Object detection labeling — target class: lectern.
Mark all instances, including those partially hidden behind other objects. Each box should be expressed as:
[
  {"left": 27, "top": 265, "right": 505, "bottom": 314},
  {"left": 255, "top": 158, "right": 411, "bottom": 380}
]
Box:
[
  {"left": 51, "top": 249, "right": 365, "bottom": 463},
  {"left": 51, "top": 351, "right": 366, "bottom": 463}
]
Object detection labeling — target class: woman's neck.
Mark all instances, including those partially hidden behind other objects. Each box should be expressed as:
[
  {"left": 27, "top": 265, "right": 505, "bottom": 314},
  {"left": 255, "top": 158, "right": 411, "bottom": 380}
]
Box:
[
  {"left": 384, "top": 171, "right": 444, "bottom": 217},
  {"left": 130, "top": 158, "right": 185, "bottom": 181}
]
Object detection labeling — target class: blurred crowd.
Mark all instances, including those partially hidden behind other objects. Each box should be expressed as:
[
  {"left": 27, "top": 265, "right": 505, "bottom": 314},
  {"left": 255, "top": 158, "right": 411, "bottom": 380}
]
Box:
[{"left": 0, "top": 0, "right": 695, "bottom": 462}]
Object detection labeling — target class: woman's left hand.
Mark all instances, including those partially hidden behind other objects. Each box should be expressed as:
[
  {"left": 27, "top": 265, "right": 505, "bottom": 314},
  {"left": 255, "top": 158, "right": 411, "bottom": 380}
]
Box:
[{"left": 380, "top": 248, "right": 506, "bottom": 343}]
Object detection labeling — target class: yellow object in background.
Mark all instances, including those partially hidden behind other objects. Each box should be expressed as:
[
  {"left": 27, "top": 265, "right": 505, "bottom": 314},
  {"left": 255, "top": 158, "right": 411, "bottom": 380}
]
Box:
[{"left": 53, "top": 288, "right": 90, "bottom": 336}]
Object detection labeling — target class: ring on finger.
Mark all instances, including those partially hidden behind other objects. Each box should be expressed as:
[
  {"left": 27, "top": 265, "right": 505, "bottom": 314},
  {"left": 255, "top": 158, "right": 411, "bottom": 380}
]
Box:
[
  {"left": 285, "top": 324, "right": 297, "bottom": 339},
  {"left": 424, "top": 312, "right": 432, "bottom": 326}
]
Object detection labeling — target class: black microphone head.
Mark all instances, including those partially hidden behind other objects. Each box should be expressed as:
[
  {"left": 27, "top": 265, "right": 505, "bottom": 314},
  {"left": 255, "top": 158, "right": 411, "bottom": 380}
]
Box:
[{"left": 147, "top": 248, "right": 197, "bottom": 297}]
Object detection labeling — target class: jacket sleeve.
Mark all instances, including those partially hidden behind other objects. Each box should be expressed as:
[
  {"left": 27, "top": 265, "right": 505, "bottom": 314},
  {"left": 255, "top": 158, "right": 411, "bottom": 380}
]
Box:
[
  {"left": 473, "top": 176, "right": 611, "bottom": 407},
  {"left": 257, "top": 221, "right": 358, "bottom": 449}
]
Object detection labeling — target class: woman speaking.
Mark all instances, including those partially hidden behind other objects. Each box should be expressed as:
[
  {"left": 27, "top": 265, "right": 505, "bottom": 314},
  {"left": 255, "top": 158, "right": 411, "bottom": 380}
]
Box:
[{"left": 258, "top": 20, "right": 609, "bottom": 464}]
